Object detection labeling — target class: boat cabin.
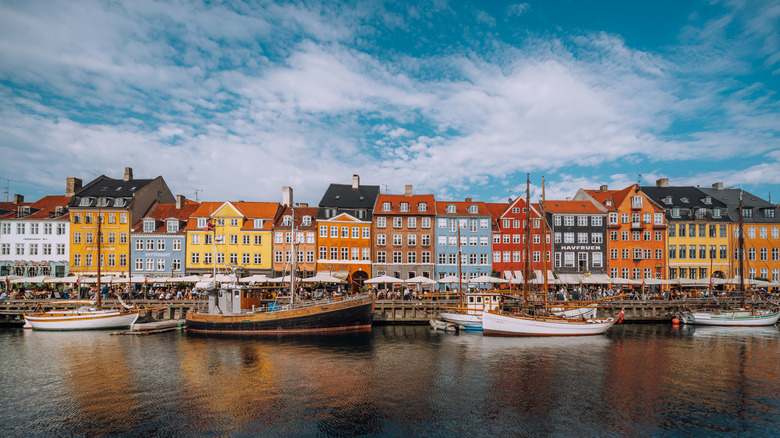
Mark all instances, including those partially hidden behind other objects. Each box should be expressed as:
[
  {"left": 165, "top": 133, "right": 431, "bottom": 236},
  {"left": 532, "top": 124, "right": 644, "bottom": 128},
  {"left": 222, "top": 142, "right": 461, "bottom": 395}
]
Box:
[
  {"left": 209, "top": 287, "right": 265, "bottom": 315},
  {"left": 463, "top": 292, "right": 502, "bottom": 313}
]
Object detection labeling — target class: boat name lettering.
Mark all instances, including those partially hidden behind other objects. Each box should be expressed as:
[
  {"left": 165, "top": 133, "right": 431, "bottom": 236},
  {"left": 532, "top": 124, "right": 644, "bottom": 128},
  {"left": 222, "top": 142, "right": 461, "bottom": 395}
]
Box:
[{"left": 560, "top": 245, "right": 602, "bottom": 251}]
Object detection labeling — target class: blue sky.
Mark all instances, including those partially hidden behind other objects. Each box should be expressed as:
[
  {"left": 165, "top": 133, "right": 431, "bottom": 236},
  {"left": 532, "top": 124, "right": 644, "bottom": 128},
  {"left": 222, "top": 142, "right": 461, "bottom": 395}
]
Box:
[{"left": 1, "top": 0, "right": 779, "bottom": 206}]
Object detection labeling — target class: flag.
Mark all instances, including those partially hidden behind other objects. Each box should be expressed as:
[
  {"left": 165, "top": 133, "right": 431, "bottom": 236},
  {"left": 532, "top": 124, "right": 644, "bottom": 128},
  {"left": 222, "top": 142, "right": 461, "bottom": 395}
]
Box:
[
  {"left": 205, "top": 218, "right": 215, "bottom": 232},
  {"left": 641, "top": 278, "right": 646, "bottom": 292},
  {"left": 617, "top": 307, "right": 625, "bottom": 324}
]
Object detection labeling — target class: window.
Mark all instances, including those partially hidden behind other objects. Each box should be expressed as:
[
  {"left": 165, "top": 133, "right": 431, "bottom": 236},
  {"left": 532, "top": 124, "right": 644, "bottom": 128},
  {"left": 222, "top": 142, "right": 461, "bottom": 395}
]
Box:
[
  {"left": 577, "top": 216, "right": 588, "bottom": 226},
  {"left": 408, "top": 234, "right": 417, "bottom": 246},
  {"left": 229, "top": 253, "right": 238, "bottom": 264},
  {"left": 591, "top": 216, "right": 602, "bottom": 226},
  {"left": 330, "top": 226, "right": 338, "bottom": 238},
  {"left": 85, "top": 232, "right": 93, "bottom": 244},
  {"left": 591, "top": 233, "right": 603, "bottom": 243},
  {"left": 73, "top": 254, "right": 81, "bottom": 266},
  {"left": 400, "top": 202, "right": 409, "bottom": 212},
  {"left": 407, "top": 252, "right": 416, "bottom": 263},
  {"left": 120, "top": 213, "right": 127, "bottom": 224},
  {"left": 352, "top": 227, "right": 359, "bottom": 239},
  {"left": 393, "top": 234, "right": 402, "bottom": 246},
  {"left": 468, "top": 205, "right": 478, "bottom": 214},
  {"left": 393, "top": 251, "right": 402, "bottom": 263},
  {"left": 377, "top": 251, "right": 386, "bottom": 263},
  {"left": 191, "top": 234, "right": 200, "bottom": 245},
  {"left": 407, "top": 217, "right": 417, "bottom": 229},
  {"left": 608, "top": 213, "right": 618, "bottom": 224},
  {"left": 341, "top": 227, "right": 349, "bottom": 238},
  {"left": 146, "top": 239, "right": 154, "bottom": 250},
  {"left": 377, "top": 234, "right": 386, "bottom": 246},
  {"left": 592, "top": 253, "right": 603, "bottom": 268},
  {"left": 421, "top": 217, "right": 431, "bottom": 228},
  {"left": 563, "top": 216, "right": 574, "bottom": 226},
  {"left": 383, "top": 202, "right": 391, "bottom": 211},
  {"left": 564, "top": 233, "right": 574, "bottom": 243},
  {"left": 157, "top": 239, "right": 165, "bottom": 251},
  {"left": 73, "top": 232, "right": 82, "bottom": 244}
]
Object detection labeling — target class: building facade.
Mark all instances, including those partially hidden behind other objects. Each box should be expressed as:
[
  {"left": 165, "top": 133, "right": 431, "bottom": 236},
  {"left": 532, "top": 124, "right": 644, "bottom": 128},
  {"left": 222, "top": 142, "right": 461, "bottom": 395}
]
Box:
[
  {"left": 0, "top": 194, "right": 71, "bottom": 278},
  {"left": 640, "top": 180, "right": 731, "bottom": 281},
  {"left": 491, "top": 197, "right": 553, "bottom": 282},
  {"left": 272, "top": 202, "right": 319, "bottom": 278},
  {"left": 434, "top": 199, "right": 492, "bottom": 289},
  {"left": 578, "top": 184, "right": 667, "bottom": 280},
  {"left": 68, "top": 168, "right": 174, "bottom": 278},
  {"left": 317, "top": 175, "right": 379, "bottom": 290},
  {"left": 371, "top": 186, "right": 436, "bottom": 280},
  {"left": 130, "top": 196, "right": 198, "bottom": 278},
  {"left": 544, "top": 199, "right": 608, "bottom": 276},
  {"left": 184, "top": 201, "right": 281, "bottom": 276}
]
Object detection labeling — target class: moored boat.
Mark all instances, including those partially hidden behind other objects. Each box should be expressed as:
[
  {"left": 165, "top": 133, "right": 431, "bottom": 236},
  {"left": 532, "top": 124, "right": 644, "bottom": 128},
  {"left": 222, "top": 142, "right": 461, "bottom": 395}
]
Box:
[
  {"left": 684, "top": 308, "right": 780, "bottom": 327},
  {"left": 439, "top": 291, "right": 502, "bottom": 330},
  {"left": 482, "top": 310, "right": 617, "bottom": 336},
  {"left": 24, "top": 302, "right": 140, "bottom": 331}
]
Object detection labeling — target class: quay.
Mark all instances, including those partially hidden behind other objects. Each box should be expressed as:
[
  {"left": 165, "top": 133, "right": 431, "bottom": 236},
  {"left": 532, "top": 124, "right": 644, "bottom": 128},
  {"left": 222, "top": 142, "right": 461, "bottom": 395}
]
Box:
[{"left": 1, "top": 296, "right": 773, "bottom": 327}]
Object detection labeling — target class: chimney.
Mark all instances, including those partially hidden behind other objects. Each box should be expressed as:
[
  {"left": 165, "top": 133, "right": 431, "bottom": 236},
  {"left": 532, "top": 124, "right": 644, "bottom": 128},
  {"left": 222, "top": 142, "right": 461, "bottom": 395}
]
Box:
[
  {"left": 123, "top": 167, "right": 133, "bottom": 182},
  {"left": 66, "top": 177, "right": 82, "bottom": 197},
  {"left": 13, "top": 194, "right": 23, "bottom": 204},
  {"left": 352, "top": 174, "right": 360, "bottom": 189},
  {"left": 712, "top": 182, "right": 724, "bottom": 190},
  {"left": 600, "top": 184, "right": 608, "bottom": 192},
  {"left": 465, "top": 197, "right": 472, "bottom": 203},
  {"left": 282, "top": 186, "right": 293, "bottom": 207},
  {"left": 656, "top": 178, "right": 669, "bottom": 187},
  {"left": 175, "top": 195, "right": 185, "bottom": 209},
  {"left": 405, "top": 185, "right": 413, "bottom": 196}
]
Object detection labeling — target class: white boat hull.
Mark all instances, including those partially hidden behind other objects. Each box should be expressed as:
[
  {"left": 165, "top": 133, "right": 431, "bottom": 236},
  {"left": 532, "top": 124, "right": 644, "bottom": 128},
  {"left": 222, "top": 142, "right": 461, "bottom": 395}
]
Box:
[
  {"left": 688, "top": 309, "right": 780, "bottom": 327},
  {"left": 24, "top": 310, "right": 140, "bottom": 331},
  {"left": 552, "top": 306, "right": 598, "bottom": 319},
  {"left": 482, "top": 311, "right": 617, "bottom": 336},
  {"left": 439, "top": 311, "right": 483, "bottom": 329}
]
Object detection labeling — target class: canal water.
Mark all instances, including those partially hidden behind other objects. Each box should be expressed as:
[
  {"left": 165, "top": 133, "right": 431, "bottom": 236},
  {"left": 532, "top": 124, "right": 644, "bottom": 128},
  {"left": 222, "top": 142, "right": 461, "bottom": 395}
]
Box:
[{"left": 1, "top": 324, "right": 778, "bottom": 437}]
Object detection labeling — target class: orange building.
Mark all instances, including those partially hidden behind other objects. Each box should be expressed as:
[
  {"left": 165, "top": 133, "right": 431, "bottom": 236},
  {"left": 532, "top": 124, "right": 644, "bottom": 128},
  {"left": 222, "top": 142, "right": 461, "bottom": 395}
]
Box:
[{"left": 577, "top": 184, "right": 667, "bottom": 281}]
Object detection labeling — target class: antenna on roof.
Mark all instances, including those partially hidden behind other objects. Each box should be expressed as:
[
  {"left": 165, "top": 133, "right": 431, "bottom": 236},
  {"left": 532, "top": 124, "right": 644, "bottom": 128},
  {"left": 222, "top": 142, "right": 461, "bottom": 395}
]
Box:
[
  {"left": 193, "top": 188, "right": 203, "bottom": 202},
  {"left": 382, "top": 184, "right": 391, "bottom": 193},
  {"left": 637, "top": 174, "right": 642, "bottom": 185},
  {"left": 0, "top": 176, "right": 20, "bottom": 202}
]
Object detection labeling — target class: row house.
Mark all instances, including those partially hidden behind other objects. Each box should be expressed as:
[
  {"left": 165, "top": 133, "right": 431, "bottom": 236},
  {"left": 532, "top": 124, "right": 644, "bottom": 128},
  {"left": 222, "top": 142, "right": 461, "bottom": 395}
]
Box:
[
  {"left": 578, "top": 184, "right": 667, "bottom": 280},
  {"left": 68, "top": 168, "right": 174, "bottom": 278},
  {"left": 640, "top": 180, "right": 731, "bottom": 281},
  {"left": 491, "top": 196, "right": 551, "bottom": 282},
  {"left": 130, "top": 196, "right": 198, "bottom": 277},
  {"left": 544, "top": 199, "right": 608, "bottom": 275},
  {"left": 272, "top": 187, "right": 319, "bottom": 278},
  {"left": 184, "top": 200, "right": 281, "bottom": 276},
  {"left": 434, "top": 198, "right": 492, "bottom": 288},
  {"left": 317, "top": 175, "right": 379, "bottom": 290},
  {"left": 0, "top": 194, "right": 70, "bottom": 277},
  {"left": 700, "top": 184, "right": 780, "bottom": 282},
  {"left": 371, "top": 185, "right": 436, "bottom": 280}
]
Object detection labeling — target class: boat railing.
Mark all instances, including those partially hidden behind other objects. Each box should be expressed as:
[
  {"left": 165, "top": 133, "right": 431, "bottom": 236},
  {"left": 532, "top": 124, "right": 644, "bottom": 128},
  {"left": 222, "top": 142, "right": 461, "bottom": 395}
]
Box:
[{"left": 244, "top": 293, "right": 372, "bottom": 314}]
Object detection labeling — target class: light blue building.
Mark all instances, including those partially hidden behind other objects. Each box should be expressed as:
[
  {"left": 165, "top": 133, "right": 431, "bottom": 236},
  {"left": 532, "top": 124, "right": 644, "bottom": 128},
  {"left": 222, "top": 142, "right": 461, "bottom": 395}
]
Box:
[
  {"left": 434, "top": 199, "right": 493, "bottom": 290},
  {"left": 130, "top": 197, "right": 197, "bottom": 278}
]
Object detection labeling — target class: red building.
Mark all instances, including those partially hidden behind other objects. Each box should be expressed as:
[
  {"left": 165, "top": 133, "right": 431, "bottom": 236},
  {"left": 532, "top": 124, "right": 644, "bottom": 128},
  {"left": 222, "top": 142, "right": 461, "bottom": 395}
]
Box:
[{"left": 491, "top": 196, "right": 552, "bottom": 283}]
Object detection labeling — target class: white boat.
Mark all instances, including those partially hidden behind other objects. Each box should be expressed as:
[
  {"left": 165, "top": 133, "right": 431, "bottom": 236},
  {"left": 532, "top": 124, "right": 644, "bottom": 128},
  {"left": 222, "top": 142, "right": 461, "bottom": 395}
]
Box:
[
  {"left": 439, "top": 292, "right": 502, "bottom": 330},
  {"left": 24, "top": 302, "right": 140, "bottom": 331},
  {"left": 482, "top": 310, "right": 617, "bottom": 336},
  {"left": 684, "top": 308, "right": 780, "bottom": 327}
]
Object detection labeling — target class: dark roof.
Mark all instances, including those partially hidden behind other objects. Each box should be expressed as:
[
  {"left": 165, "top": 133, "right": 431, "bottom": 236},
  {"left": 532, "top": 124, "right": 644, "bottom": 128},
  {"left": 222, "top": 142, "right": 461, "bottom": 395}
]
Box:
[
  {"left": 639, "top": 186, "right": 731, "bottom": 222},
  {"left": 699, "top": 187, "right": 778, "bottom": 224},
  {"left": 68, "top": 175, "right": 155, "bottom": 208},
  {"left": 318, "top": 183, "right": 380, "bottom": 220}
]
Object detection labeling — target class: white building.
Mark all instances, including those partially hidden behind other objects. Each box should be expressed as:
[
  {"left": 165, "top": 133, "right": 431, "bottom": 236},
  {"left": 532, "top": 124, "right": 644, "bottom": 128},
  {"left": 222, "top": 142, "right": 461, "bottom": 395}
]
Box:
[{"left": 0, "top": 194, "right": 71, "bottom": 277}]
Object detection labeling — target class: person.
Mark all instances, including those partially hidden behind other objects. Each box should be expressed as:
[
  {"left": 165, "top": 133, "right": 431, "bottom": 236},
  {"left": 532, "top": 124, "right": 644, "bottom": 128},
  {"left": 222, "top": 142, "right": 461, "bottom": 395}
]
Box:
[{"left": 0, "top": 291, "right": 8, "bottom": 300}]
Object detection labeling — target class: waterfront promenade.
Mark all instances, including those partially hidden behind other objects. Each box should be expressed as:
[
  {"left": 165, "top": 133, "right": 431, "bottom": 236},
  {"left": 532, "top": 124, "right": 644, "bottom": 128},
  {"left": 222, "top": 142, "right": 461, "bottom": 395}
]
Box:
[{"left": 1, "top": 295, "right": 774, "bottom": 326}]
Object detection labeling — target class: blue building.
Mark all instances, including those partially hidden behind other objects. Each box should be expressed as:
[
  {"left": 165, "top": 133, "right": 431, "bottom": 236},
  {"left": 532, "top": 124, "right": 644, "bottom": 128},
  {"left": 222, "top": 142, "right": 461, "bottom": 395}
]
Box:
[
  {"left": 130, "top": 196, "right": 198, "bottom": 278},
  {"left": 434, "top": 199, "right": 493, "bottom": 290}
]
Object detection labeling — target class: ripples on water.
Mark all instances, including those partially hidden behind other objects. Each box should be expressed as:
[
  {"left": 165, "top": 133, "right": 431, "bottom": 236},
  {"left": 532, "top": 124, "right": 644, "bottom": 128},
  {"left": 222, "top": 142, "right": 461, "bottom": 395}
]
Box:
[{"left": 0, "top": 324, "right": 778, "bottom": 437}]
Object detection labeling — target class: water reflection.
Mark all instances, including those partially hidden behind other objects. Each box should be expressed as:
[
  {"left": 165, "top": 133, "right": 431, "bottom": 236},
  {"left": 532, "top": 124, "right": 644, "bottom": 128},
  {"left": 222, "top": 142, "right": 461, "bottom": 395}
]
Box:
[{"left": 0, "top": 324, "right": 778, "bottom": 437}]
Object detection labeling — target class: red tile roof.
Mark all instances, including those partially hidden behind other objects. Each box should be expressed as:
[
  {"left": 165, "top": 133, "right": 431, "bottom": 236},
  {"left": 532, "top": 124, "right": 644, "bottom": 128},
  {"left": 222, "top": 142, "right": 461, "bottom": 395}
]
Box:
[
  {"left": 542, "top": 199, "right": 604, "bottom": 214},
  {"left": 373, "top": 194, "right": 437, "bottom": 215},
  {"left": 435, "top": 200, "right": 491, "bottom": 216}
]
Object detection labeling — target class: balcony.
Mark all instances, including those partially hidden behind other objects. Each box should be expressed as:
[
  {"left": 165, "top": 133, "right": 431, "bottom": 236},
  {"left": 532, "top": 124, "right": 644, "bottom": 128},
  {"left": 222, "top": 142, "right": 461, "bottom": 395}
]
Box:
[{"left": 630, "top": 222, "right": 644, "bottom": 230}]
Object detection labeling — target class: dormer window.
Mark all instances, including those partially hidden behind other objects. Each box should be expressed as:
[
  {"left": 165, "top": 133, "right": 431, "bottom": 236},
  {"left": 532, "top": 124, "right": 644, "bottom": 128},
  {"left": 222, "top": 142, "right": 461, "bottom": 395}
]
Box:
[
  {"left": 197, "top": 218, "right": 207, "bottom": 228},
  {"left": 282, "top": 215, "right": 292, "bottom": 226},
  {"left": 382, "top": 202, "right": 391, "bottom": 211},
  {"left": 695, "top": 208, "right": 706, "bottom": 219},
  {"left": 400, "top": 203, "right": 409, "bottom": 212},
  {"left": 468, "top": 205, "right": 478, "bottom": 214},
  {"left": 97, "top": 197, "right": 109, "bottom": 207},
  {"left": 763, "top": 208, "right": 775, "bottom": 218},
  {"left": 167, "top": 220, "right": 179, "bottom": 233},
  {"left": 631, "top": 196, "right": 643, "bottom": 209},
  {"left": 672, "top": 207, "right": 680, "bottom": 218},
  {"left": 143, "top": 220, "right": 155, "bottom": 233},
  {"left": 704, "top": 197, "right": 712, "bottom": 205},
  {"left": 713, "top": 208, "right": 721, "bottom": 218},
  {"left": 604, "top": 200, "right": 612, "bottom": 206},
  {"left": 418, "top": 203, "right": 427, "bottom": 212},
  {"left": 254, "top": 219, "right": 264, "bottom": 228},
  {"left": 680, "top": 197, "right": 689, "bottom": 203},
  {"left": 446, "top": 204, "right": 456, "bottom": 214},
  {"left": 742, "top": 207, "right": 753, "bottom": 218},
  {"left": 79, "top": 197, "right": 91, "bottom": 206},
  {"left": 302, "top": 216, "right": 311, "bottom": 226},
  {"left": 357, "top": 209, "right": 366, "bottom": 219},
  {"left": 664, "top": 196, "right": 672, "bottom": 205}
]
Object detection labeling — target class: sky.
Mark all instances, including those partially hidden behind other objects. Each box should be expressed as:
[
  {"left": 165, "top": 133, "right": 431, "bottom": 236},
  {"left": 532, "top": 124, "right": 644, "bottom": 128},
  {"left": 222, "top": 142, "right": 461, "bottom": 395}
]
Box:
[{"left": 1, "top": 0, "right": 779, "bottom": 207}]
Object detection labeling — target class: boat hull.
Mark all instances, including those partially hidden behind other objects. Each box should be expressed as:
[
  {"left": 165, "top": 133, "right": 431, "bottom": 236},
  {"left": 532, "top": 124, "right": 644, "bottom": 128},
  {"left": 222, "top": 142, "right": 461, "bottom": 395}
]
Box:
[
  {"left": 186, "top": 296, "right": 374, "bottom": 335},
  {"left": 439, "top": 311, "right": 483, "bottom": 330},
  {"left": 24, "top": 310, "right": 140, "bottom": 331},
  {"left": 552, "top": 306, "right": 598, "bottom": 319},
  {"left": 482, "top": 311, "right": 616, "bottom": 336},
  {"left": 688, "top": 309, "right": 780, "bottom": 327}
]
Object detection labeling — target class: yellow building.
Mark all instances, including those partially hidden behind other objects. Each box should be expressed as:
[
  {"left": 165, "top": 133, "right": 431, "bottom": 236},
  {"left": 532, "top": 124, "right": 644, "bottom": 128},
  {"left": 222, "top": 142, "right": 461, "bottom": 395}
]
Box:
[
  {"left": 67, "top": 168, "right": 174, "bottom": 278},
  {"left": 184, "top": 201, "right": 281, "bottom": 276}
]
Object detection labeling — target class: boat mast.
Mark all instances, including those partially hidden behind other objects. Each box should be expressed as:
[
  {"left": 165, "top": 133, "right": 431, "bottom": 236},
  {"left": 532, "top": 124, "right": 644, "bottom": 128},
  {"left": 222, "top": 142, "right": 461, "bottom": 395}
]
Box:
[
  {"left": 523, "top": 174, "right": 530, "bottom": 307},
  {"left": 97, "top": 211, "right": 102, "bottom": 308},
  {"left": 738, "top": 190, "right": 745, "bottom": 307},
  {"left": 457, "top": 224, "right": 463, "bottom": 308},
  {"left": 541, "top": 177, "right": 549, "bottom": 303},
  {"left": 290, "top": 205, "right": 295, "bottom": 307}
]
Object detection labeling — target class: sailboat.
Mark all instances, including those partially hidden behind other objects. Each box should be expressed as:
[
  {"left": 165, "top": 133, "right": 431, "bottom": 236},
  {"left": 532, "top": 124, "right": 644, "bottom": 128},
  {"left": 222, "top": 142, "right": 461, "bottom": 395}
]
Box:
[
  {"left": 682, "top": 191, "right": 780, "bottom": 326},
  {"left": 24, "top": 213, "right": 140, "bottom": 331},
  {"left": 186, "top": 205, "right": 374, "bottom": 335},
  {"left": 482, "top": 175, "right": 618, "bottom": 336}
]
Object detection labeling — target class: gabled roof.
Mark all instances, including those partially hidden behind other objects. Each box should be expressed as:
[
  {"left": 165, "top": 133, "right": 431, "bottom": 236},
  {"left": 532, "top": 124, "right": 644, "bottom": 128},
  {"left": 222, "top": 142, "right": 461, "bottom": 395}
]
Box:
[
  {"left": 542, "top": 199, "right": 605, "bottom": 214},
  {"left": 318, "top": 182, "right": 380, "bottom": 220},
  {"left": 132, "top": 202, "right": 200, "bottom": 233},
  {"left": 373, "top": 193, "right": 436, "bottom": 215},
  {"left": 0, "top": 196, "right": 70, "bottom": 220},
  {"left": 68, "top": 175, "right": 157, "bottom": 207},
  {"left": 699, "top": 187, "right": 778, "bottom": 224},
  {"left": 183, "top": 201, "right": 281, "bottom": 231},
  {"left": 273, "top": 206, "right": 319, "bottom": 229},
  {"left": 435, "top": 200, "right": 490, "bottom": 216},
  {"left": 638, "top": 186, "right": 727, "bottom": 209}
]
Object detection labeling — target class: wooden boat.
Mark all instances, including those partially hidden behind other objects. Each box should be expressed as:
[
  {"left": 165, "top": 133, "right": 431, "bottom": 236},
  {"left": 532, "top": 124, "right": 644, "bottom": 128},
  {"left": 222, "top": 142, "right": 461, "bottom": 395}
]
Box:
[
  {"left": 482, "top": 310, "right": 617, "bottom": 336},
  {"left": 439, "top": 291, "right": 502, "bottom": 330},
  {"left": 24, "top": 301, "right": 140, "bottom": 331},
  {"left": 185, "top": 286, "right": 373, "bottom": 335},
  {"left": 683, "top": 308, "right": 780, "bottom": 327},
  {"left": 186, "top": 207, "right": 373, "bottom": 335}
]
